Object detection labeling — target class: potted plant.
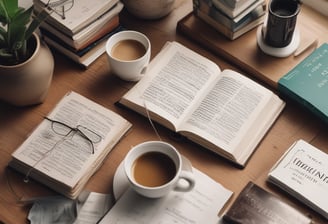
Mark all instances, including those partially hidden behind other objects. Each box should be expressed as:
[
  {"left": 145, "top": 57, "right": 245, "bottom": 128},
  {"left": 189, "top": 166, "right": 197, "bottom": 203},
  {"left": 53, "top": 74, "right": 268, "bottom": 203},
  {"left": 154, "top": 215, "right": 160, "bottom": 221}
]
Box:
[{"left": 0, "top": 0, "right": 54, "bottom": 106}]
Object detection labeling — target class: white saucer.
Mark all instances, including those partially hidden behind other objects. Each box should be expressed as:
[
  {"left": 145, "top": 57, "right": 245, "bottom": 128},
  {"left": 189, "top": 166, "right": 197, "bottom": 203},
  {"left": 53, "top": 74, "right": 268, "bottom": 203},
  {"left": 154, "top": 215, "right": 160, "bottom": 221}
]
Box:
[
  {"left": 112, "top": 155, "right": 193, "bottom": 201},
  {"left": 256, "top": 24, "right": 300, "bottom": 58},
  {"left": 113, "top": 161, "right": 129, "bottom": 201}
]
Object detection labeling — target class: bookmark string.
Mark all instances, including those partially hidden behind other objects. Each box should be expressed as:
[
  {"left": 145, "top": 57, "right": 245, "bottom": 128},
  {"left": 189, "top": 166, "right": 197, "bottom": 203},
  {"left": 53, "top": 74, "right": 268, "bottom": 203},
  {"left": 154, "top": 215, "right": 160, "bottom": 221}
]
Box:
[{"left": 142, "top": 100, "right": 162, "bottom": 141}]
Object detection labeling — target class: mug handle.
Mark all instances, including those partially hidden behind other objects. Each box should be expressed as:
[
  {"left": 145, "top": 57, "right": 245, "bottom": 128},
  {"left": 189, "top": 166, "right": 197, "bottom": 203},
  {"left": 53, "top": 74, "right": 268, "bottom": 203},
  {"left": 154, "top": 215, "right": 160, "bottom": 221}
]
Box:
[
  {"left": 174, "top": 156, "right": 195, "bottom": 192},
  {"left": 174, "top": 170, "right": 195, "bottom": 192},
  {"left": 132, "top": 65, "right": 148, "bottom": 81}
]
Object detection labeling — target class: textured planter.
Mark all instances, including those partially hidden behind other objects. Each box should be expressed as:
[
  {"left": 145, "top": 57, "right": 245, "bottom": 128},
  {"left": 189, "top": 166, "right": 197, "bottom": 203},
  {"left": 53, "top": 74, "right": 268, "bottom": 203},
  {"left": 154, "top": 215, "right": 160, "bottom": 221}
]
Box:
[{"left": 0, "top": 33, "right": 54, "bottom": 106}]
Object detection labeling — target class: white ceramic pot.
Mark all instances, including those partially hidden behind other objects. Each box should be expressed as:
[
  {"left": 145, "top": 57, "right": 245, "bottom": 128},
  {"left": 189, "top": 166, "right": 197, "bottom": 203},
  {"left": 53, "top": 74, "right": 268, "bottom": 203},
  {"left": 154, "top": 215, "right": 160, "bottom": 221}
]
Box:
[
  {"left": 0, "top": 33, "right": 54, "bottom": 106},
  {"left": 122, "top": 0, "right": 175, "bottom": 19}
]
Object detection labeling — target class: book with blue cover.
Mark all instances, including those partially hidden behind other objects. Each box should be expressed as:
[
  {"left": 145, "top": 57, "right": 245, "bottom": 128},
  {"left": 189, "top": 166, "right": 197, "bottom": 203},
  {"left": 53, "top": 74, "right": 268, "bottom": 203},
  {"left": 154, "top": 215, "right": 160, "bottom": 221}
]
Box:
[{"left": 278, "top": 43, "right": 328, "bottom": 123}]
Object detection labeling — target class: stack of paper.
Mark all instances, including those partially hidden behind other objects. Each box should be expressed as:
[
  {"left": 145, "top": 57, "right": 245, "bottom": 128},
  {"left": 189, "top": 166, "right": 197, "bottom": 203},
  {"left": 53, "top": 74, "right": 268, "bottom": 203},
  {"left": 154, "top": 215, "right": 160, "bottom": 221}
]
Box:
[{"left": 33, "top": 0, "right": 124, "bottom": 68}]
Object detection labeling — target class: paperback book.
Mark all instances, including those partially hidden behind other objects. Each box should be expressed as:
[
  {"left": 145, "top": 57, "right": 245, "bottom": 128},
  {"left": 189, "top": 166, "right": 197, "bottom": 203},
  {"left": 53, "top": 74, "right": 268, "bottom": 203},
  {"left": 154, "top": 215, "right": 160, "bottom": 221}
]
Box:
[
  {"left": 193, "top": 0, "right": 265, "bottom": 39},
  {"left": 9, "top": 91, "right": 132, "bottom": 199},
  {"left": 42, "top": 26, "right": 124, "bottom": 68},
  {"left": 33, "top": 0, "right": 120, "bottom": 35},
  {"left": 268, "top": 139, "right": 328, "bottom": 219},
  {"left": 212, "top": 0, "right": 264, "bottom": 18},
  {"left": 195, "top": 0, "right": 266, "bottom": 31},
  {"left": 38, "top": 2, "right": 123, "bottom": 50}
]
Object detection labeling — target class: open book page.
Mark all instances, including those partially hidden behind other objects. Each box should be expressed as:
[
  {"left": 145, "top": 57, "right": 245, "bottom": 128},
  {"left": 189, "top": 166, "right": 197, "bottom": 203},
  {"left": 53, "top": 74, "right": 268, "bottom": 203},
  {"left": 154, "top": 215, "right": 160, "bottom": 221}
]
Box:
[
  {"left": 181, "top": 69, "right": 285, "bottom": 161},
  {"left": 98, "top": 168, "right": 233, "bottom": 224},
  {"left": 120, "top": 41, "right": 285, "bottom": 166},
  {"left": 120, "top": 41, "right": 221, "bottom": 131},
  {"left": 268, "top": 139, "right": 328, "bottom": 219},
  {"left": 11, "top": 91, "right": 132, "bottom": 188}
]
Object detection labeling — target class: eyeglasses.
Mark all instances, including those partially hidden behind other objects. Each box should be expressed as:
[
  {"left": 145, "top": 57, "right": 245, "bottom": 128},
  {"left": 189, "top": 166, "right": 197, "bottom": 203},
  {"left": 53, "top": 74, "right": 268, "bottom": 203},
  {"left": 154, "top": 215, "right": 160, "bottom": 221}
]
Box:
[
  {"left": 45, "top": 0, "right": 75, "bottom": 19},
  {"left": 23, "top": 117, "right": 102, "bottom": 183},
  {"left": 44, "top": 117, "right": 102, "bottom": 154}
]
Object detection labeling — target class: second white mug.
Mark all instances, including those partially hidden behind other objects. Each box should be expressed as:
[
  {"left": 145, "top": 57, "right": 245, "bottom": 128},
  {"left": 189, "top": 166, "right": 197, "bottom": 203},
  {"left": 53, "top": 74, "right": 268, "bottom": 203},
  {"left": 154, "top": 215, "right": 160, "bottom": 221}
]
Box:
[{"left": 106, "top": 30, "right": 151, "bottom": 81}]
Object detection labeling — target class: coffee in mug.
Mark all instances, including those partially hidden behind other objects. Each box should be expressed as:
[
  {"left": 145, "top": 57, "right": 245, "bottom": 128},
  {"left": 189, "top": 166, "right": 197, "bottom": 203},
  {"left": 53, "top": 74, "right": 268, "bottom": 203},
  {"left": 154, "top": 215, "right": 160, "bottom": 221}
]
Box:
[
  {"left": 124, "top": 141, "right": 195, "bottom": 198},
  {"left": 132, "top": 151, "right": 176, "bottom": 187},
  {"left": 106, "top": 31, "right": 151, "bottom": 81},
  {"left": 111, "top": 39, "right": 147, "bottom": 61}
]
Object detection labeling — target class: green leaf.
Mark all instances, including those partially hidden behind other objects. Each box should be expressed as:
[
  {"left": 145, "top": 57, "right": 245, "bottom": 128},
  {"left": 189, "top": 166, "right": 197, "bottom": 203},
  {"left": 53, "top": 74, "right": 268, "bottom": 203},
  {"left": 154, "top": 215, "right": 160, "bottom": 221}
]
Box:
[
  {"left": 2, "top": 0, "right": 19, "bottom": 18},
  {"left": 0, "top": 0, "right": 10, "bottom": 23},
  {"left": 0, "top": 48, "right": 12, "bottom": 58},
  {"left": 7, "top": 6, "right": 32, "bottom": 51},
  {"left": 26, "top": 6, "right": 49, "bottom": 40}
]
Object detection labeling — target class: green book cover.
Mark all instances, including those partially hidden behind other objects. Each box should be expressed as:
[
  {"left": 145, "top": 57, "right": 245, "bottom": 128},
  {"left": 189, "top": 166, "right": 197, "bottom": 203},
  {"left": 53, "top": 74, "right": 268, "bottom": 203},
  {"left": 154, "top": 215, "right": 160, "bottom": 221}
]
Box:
[{"left": 278, "top": 43, "right": 328, "bottom": 123}]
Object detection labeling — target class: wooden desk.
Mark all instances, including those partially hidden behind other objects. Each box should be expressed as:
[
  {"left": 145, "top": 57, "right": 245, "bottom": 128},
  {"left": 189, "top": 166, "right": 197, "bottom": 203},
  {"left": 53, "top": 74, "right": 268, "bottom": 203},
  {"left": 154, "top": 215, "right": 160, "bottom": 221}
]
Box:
[{"left": 0, "top": 1, "right": 327, "bottom": 223}]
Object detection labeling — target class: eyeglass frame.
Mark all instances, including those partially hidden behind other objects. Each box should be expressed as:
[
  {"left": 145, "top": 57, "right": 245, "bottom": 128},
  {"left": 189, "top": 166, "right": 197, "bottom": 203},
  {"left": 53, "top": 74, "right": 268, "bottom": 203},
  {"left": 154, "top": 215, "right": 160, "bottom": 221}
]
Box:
[
  {"left": 45, "top": 0, "right": 75, "bottom": 20},
  {"left": 44, "top": 116, "right": 102, "bottom": 154}
]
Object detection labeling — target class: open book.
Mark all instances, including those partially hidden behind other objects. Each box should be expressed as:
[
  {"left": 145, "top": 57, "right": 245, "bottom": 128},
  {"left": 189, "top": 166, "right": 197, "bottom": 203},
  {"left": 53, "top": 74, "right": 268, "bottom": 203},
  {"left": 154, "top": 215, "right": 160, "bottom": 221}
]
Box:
[
  {"left": 119, "top": 41, "right": 285, "bottom": 167},
  {"left": 9, "top": 91, "right": 132, "bottom": 199}
]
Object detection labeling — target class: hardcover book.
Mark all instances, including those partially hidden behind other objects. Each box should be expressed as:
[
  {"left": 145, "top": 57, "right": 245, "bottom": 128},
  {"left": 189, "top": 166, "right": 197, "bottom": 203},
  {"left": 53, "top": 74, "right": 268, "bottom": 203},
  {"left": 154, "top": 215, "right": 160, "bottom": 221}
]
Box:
[
  {"left": 195, "top": 0, "right": 266, "bottom": 31},
  {"left": 119, "top": 41, "right": 285, "bottom": 167},
  {"left": 193, "top": 0, "right": 265, "bottom": 40},
  {"left": 42, "top": 26, "right": 124, "bottom": 68},
  {"left": 223, "top": 182, "right": 312, "bottom": 224},
  {"left": 278, "top": 43, "right": 328, "bottom": 123},
  {"left": 38, "top": 2, "right": 123, "bottom": 50},
  {"left": 33, "top": 0, "right": 120, "bottom": 35},
  {"left": 212, "top": 0, "right": 263, "bottom": 18},
  {"left": 9, "top": 91, "right": 132, "bottom": 199},
  {"left": 268, "top": 139, "right": 328, "bottom": 219}
]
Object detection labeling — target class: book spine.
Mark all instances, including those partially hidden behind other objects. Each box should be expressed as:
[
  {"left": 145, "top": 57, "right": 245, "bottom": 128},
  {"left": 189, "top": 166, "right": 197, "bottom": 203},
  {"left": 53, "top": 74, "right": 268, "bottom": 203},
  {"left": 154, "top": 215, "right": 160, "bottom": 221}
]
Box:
[
  {"left": 196, "top": 0, "right": 265, "bottom": 31},
  {"left": 278, "top": 84, "right": 328, "bottom": 124},
  {"left": 42, "top": 25, "right": 123, "bottom": 57}
]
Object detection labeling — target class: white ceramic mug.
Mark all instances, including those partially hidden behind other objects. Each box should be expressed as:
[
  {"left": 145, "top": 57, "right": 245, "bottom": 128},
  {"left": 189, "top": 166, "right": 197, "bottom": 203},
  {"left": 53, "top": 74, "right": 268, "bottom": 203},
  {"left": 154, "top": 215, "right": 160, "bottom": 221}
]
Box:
[
  {"left": 124, "top": 141, "right": 195, "bottom": 198},
  {"left": 106, "top": 30, "right": 151, "bottom": 81}
]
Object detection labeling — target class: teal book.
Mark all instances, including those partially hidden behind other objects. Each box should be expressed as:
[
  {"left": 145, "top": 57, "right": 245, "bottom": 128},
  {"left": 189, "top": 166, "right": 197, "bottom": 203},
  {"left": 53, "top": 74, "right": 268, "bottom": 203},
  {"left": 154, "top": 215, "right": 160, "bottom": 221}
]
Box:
[{"left": 278, "top": 43, "right": 328, "bottom": 123}]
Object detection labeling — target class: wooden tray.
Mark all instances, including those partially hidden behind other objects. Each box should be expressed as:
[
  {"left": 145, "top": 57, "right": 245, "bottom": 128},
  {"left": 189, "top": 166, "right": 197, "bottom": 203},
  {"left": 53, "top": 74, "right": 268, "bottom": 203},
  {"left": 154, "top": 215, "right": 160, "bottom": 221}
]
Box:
[{"left": 177, "top": 6, "right": 328, "bottom": 89}]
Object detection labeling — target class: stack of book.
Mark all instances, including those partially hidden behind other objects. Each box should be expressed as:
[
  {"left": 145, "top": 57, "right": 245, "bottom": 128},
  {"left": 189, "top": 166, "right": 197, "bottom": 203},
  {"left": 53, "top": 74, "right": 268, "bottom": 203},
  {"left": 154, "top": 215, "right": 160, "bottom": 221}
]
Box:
[
  {"left": 193, "top": 0, "right": 266, "bottom": 40},
  {"left": 33, "top": 0, "right": 124, "bottom": 68}
]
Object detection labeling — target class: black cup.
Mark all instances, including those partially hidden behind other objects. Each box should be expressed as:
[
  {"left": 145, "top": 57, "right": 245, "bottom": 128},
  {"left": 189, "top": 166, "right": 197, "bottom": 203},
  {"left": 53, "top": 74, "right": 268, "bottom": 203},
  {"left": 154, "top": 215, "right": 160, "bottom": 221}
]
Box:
[{"left": 264, "top": 0, "right": 301, "bottom": 48}]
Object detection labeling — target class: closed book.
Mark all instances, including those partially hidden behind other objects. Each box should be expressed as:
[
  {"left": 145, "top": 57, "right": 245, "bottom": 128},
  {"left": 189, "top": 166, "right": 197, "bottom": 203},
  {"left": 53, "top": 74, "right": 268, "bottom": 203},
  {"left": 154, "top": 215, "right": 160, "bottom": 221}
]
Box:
[
  {"left": 278, "top": 43, "right": 328, "bottom": 123},
  {"left": 268, "top": 139, "right": 328, "bottom": 219},
  {"left": 33, "top": 0, "right": 119, "bottom": 36},
  {"left": 220, "top": 0, "right": 256, "bottom": 9},
  {"left": 43, "top": 26, "right": 124, "bottom": 68},
  {"left": 212, "top": 0, "right": 263, "bottom": 18},
  {"left": 38, "top": 2, "right": 123, "bottom": 50},
  {"left": 194, "top": 9, "right": 264, "bottom": 40},
  {"left": 223, "top": 182, "right": 312, "bottom": 224},
  {"left": 195, "top": 0, "right": 266, "bottom": 31}
]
